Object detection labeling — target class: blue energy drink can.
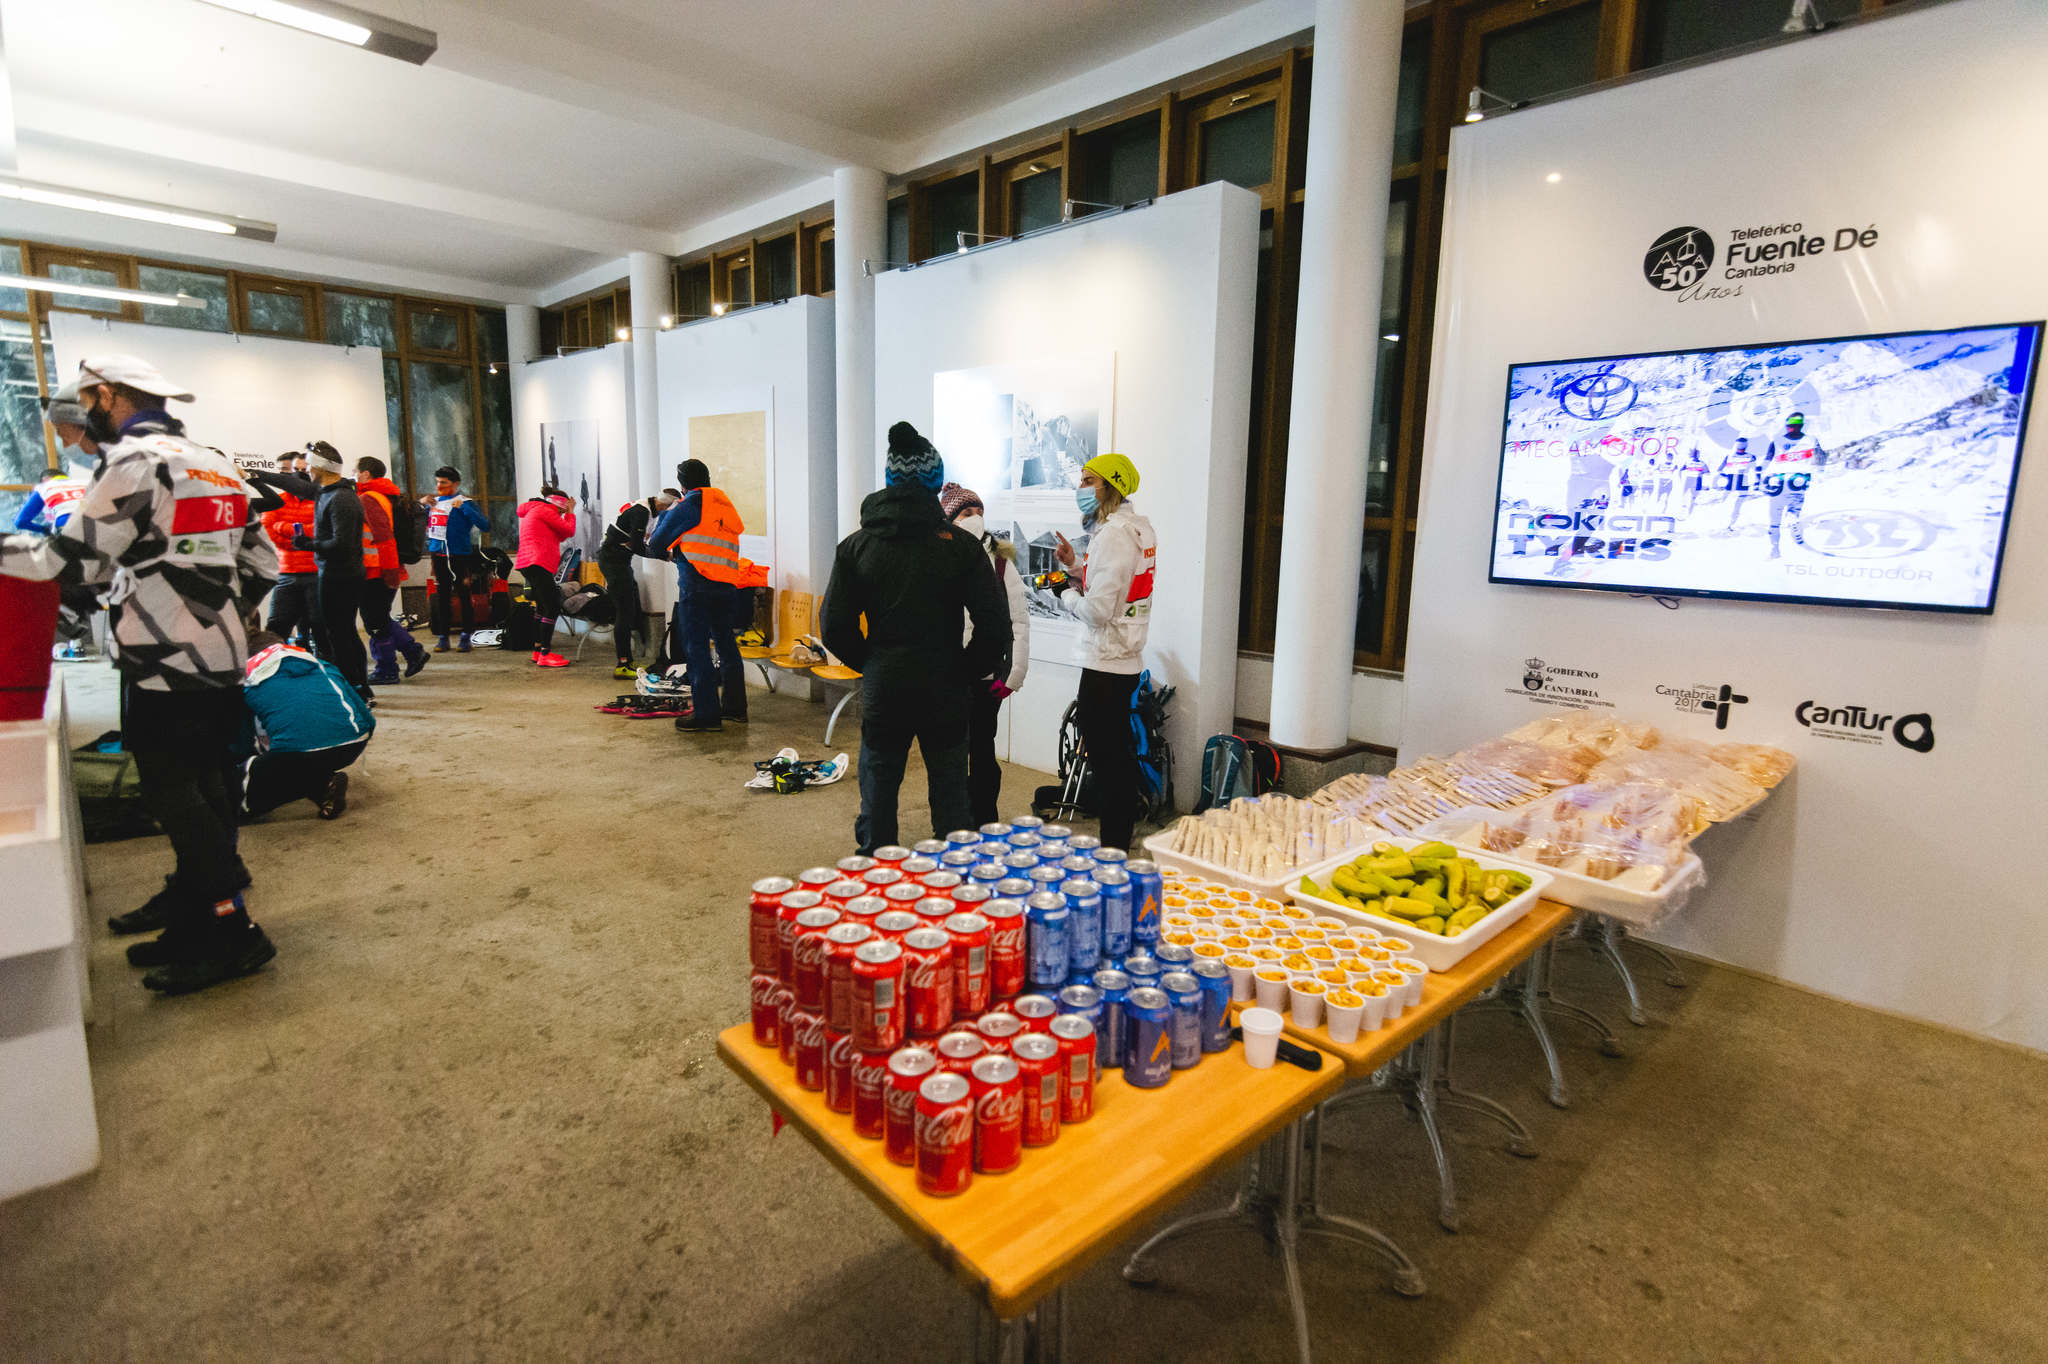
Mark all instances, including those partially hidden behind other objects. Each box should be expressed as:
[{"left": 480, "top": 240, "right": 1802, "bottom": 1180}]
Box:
[
  {"left": 1191, "top": 959, "right": 1233, "bottom": 1053},
  {"left": 1025, "top": 891, "right": 1069, "bottom": 989},
  {"left": 978, "top": 822, "right": 1014, "bottom": 847},
  {"left": 1122, "top": 952, "right": 1163, "bottom": 988},
  {"left": 969, "top": 863, "right": 1007, "bottom": 889},
  {"left": 1091, "top": 846, "right": 1130, "bottom": 870},
  {"left": 994, "top": 876, "right": 1035, "bottom": 900},
  {"left": 1061, "top": 878, "right": 1103, "bottom": 973},
  {"left": 1027, "top": 864, "right": 1066, "bottom": 891},
  {"left": 1057, "top": 983, "right": 1103, "bottom": 1038},
  {"left": 1123, "top": 987, "right": 1173, "bottom": 1088},
  {"left": 1010, "top": 815, "right": 1045, "bottom": 832},
  {"left": 1004, "top": 850, "right": 1041, "bottom": 875},
  {"left": 1067, "top": 834, "right": 1102, "bottom": 855},
  {"left": 1160, "top": 971, "right": 1203, "bottom": 1069},
  {"left": 1091, "top": 968, "right": 1131, "bottom": 1071},
  {"left": 1060, "top": 855, "right": 1095, "bottom": 876},
  {"left": 1126, "top": 859, "right": 1164, "bottom": 947},
  {"left": 1094, "top": 866, "right": 1133, "bottom": 958},
  {"left": 945, "top": 828, "right": 980, "bottom": 849},
  {"left": 1155, "top": 942, "right": 1196, "bottom": 975},
  {"left": 1005, "top": 831, "right": 1044, "bottom": 854}
]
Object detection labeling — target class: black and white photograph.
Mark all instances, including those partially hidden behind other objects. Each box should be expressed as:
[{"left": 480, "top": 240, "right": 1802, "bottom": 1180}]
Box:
[{"left": 538, "top": 418, "right": 604, "bottom": 566}]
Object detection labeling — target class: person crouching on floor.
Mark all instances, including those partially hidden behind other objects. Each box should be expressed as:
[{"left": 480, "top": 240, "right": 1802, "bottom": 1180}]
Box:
[{"left": 237, "top": 629, "right": 375, "bottom": 820}]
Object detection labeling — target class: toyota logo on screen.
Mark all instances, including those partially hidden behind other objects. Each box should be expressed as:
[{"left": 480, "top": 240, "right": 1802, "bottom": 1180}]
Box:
[
  {"left": 1557, "top": 368, "right": 1638, "bottom": 421},
  {"left": 1643, "top": 226, "right": 1716, "bottom": 291}
]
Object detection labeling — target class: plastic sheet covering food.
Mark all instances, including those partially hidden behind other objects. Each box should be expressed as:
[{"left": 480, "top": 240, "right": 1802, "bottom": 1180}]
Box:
[
  {"left": 1473, "top": 781, "right": 1700, "bottom": 889},
  {"left": 1449, "top": 737, "right": 1596, "bottom": 790},
  {"left": 1704, "top": 741, "right": 1796, "bottom": 789},
  {"left": 1504, "top": 713, "right": 1661, "bottom": 759},
  {"left": 1584, "top": 746, "right": 1767, "bottom": 823},
  {"left": 1155, "top": 795, "right": 1379, "bottom": 881}
]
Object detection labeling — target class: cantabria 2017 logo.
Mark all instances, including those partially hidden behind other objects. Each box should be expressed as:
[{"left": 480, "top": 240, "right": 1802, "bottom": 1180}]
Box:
[{"left": 1643, "top": 227, "right": 1715, "bottom": 291}]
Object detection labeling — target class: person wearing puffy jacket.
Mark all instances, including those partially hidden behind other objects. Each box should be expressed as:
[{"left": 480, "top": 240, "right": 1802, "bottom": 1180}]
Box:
[
  {"left": 514, "top": 487, "right": 576, "bottom": 667},
  {"left": 1048, "top": 452, "right": 1156, "bottom": 852},
  {"left": 251, "top": 450, "right": 318, "bottom": 647},
  {"left": 237, "top": 630, "right": 374, "bottom": 820},
  {"left": 939, "top": 482, "right": 1030, "bottom": 825},
  {"left": 353, "top": 456, "right": 427, "bottom": 683}
]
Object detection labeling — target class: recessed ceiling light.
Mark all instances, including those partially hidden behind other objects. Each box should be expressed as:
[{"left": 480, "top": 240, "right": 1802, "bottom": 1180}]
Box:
[
  {"left": 1546, "top": 172, "right": 1562, "bottom": 183},
  {"left": 0, "top": 272, "right": 206, "bottom": 309},
  {"left": 193, "top": 0, "right": 438, "bottom": 64},
  {"left": 0, "top": 177, "right": 276, "bottom": 240}
]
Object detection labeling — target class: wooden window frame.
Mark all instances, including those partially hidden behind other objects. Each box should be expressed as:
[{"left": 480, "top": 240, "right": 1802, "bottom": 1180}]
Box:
[
  {"left": 1179, "top": 77, "right": 1287, "bottom": 211},
  {"left": 801, "top": 220, "right": 836, "bottom": 296},
  {"left": 990, "top": 143, "right": 1067, "bottom": 237},
  {"left": 401, "top": 298, "right": 471, "bottom": 359},
  {"left": 713, "top": 243, "right": 756, "bottom": 309},
  {"left": 27, "top": 245, "right": 139, "bottom": 320}
]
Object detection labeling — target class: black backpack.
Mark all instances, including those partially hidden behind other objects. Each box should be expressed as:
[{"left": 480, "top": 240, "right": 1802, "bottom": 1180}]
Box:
[{"left": 390, "top": 494, "right": 427, "bottom": 565}]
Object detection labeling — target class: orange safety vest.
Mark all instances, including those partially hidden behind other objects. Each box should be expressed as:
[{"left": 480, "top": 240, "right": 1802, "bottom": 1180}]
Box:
[
  {"left": 677, "top": 486, "right": 747, "bottom": 585},
  {"left": 359, "top": 487, "right": 392, "bottom": 574}
]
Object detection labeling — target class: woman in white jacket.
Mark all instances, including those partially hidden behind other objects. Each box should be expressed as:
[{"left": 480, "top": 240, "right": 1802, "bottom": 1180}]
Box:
[
  {"left": 941, "top": 483, "right": 1030, "bottom": 824},
  {"left": 1050, "top": 452, "right": 1156, "bottom": 852}
]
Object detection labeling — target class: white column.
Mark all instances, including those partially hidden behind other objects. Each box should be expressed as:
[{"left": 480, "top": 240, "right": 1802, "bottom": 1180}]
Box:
[
  {"left": 1269, "top": 0, "right": 1404, "bottom": 751},
  {"left": 833, "top": 166, "right": 887, "bottom": 538},
  {"left": 628, "top": 250, "right": 669, "bottom": 501},
  {"left": 505, "top": 304, "right": 541, "bottom": 500},
  {"left": 504, "top": 303, "right": 540, "bottom": 364}
]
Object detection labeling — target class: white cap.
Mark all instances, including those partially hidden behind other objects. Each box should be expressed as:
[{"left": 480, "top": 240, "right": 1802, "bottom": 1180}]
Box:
[{"left": 73, "top": 353, "right": 195, "bottom": 402}]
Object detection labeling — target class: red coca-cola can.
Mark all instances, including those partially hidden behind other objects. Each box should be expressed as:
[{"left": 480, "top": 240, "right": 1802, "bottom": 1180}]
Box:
[
  {"left": 851, "top": 939, "right": 906, "bottom": 1053},
  {"left": 797, "top": 866, "right": 838, "bottom": 890},
  {"left": 914, "top": 896, "right": 954, "bottom": 926},
  {"left": 835, "top": 855, "right": 876, "bottom": 876},
  {"left": 749, "top": 876, "right": 794, "bottom": 975},
  {"left": 841, "top": 894, "right": 888, "bottom": 927},
  {"left": 936, "top": 1030, "right": 987, "bottom": 1076},
  {"left": 872, "top": 909, "right": 921, "bottom": 941},
  {"left": 969, "top": 1053, "right": 1024, "bottom": 1174},
  {"left": 900, "top": 855, "right": 941, "bottom": 878},
  {"left": 951, "top": 883, "right": 993, "bottom": 910},
  {"left": 901, "top": 927, "right": 957, "bottom": 1038},
  {"left": 824, "top": 1027, "right": 857, "bottom": 1113},
  {"left": 945, "top": 912, "right": 993, "bottom": 1018},
  {"left": 791, "top": 1007, "right": 827, "bottom": 1091},
  {"left": 1050, "top": 1014, "right": 1096, "bottom": 1122},
  {"left": 851, "top": 1047, "right": 891, "bottom": 1139},
  {"left": 1012, "top": 1033, "right": 1062, "bottom": 1147},
  {"left": 983, "top": 899, "right": 1028, "bottom": 1000},
  {"left": 791, "top": 905, "right": 842, "bottom": 1008},
  {"left": 862, "top": 867, "right": 907, "bottom": 891},
  {"left": 915, "top": 1071, "right": 975, "bottom": 1196},
  {"left": 823, "top": 921, "right": 873, "bottom": 1032},
  {"left": 750, "top": 971, "right": 782, "bottom": 1047},
  {"left": 774, "top": 985, "right": 797, "bottom": 1065},
  {"left": 884, "top": 1045, "right": 938, "bottom": 1165},
  {"left": 873, "top": 845, "right": 913, "bottom": 867},
  {"left": 920, "top": 870, "right": 964, "bottom": 896},
  {"left": 975, "top": 1010, "right": 1024, "bottom": 1054},
  {"left": 1011, "top": 992, "right": 1058, "bottom": 1032},
  {"left": 777, "top": 889, "right": 824, "bottom": 983},
  {"left": 882, "top": 882, "right": 925, "bottom": 911},
  {"left": 822, "top": 878, "right": 866, "bottom": 908}
]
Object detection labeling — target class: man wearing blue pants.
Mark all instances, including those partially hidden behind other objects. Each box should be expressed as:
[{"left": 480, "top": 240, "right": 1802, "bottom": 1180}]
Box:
[{"left": 647, "top": 458, "right": 748, "bottom": 733}]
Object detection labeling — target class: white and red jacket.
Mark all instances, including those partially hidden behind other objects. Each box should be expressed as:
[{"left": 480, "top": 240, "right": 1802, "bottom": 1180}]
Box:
[{"left": 1062, "top": 502, "right": 1156, "bottom": 675}]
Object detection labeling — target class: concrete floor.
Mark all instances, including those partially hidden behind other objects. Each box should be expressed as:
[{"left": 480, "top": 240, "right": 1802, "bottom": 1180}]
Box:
[{"left": 4, "top": 648, "right": 2046, "bottom": 1362}]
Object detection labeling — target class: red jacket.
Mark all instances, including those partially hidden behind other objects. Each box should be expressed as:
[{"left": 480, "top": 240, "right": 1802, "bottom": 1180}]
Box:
[
  {"left": 356, "top": 476, "right": 405, "bottom": 585},
  {"left": 263, "top": 492, "right": 317, "bottom": 575},
  {"left": 514, "top": 497, "right": 575, "bottom": 574}
]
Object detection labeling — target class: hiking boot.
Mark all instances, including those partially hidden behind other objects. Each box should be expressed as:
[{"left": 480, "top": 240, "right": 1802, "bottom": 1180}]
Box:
[
  {"left": 127, "top": 928, "right": 200, "bottom": 969},
  {"left": 108, "top": 882, "right": 179, "bottom": 935},
  {"left": 317, "top": 772, "right": 349, "bottom": 820},
  {"left": 457, "top": 633, "right": 472, "bottom": 652},
  {"left": 676, "top": 715, "right": 722, "bottom": 732},
  {"left": 142, "top": 923, "right": 276, "bottom": 996},
  {"left": 404, "top": 650, "right": 430, "bottom": 678},
  {"left": 434, "top": 635, "right": 451, "bottom": 653}
]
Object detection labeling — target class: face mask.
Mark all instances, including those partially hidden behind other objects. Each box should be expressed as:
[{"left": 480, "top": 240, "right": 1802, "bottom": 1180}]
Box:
[
  {"left": 84, "top": 396, "right": 119, "bottom": 446},
  {"left": 954, "top": 513, "right": 985, "bottom": 539},
  {"left": 1075, "top": 487, "right": 1098, "bottom": 519}
]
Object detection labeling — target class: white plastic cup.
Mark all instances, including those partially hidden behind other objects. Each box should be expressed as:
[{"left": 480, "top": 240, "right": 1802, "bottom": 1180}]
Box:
[
  {"left": 1253, "top": 969, "right": 1291, "bottom": 1012},
  {"left": 1392, "top": 958, "right": 1427, "bottom": 1009},
  {"left": 1324, "top": 995, "right": 1365, "bottom": 1044},
  {"left": 1241, "top": 1007, "right": 1284, "bottom": 1068},
  {"left": 1225, "top": 960, "right": 1256, "bottom": 1002},
  {"left": 1359, "top": 989, "right": 1390, "bottom": 1032},
  {"left": 1287, "top": 980, "right": 1325, "bottom": 1029}
]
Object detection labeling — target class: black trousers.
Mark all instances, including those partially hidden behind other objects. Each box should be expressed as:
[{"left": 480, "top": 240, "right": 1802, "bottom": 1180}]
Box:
[
  {"left": 125, "top": 684, "right": 247, "bottom": 940},
  {"left": 244, "top": 740, "right": 368, "bottom": 817},
  {"left": 856, "top": 676, "right": 970, "bottom": 854},
  {"left": 431, "top": 553, "right": 479, "bottom": 632},
  {"left": 1074, "top": 668, "right": 1140, "bottom": 853},
  {"left": 967, "top": 683, "right": 1004, "bottom": 827},
  {"left": 519, "top": 566, "right": 562, "bottom": 652},
  {"left": 312, "top": 572, "right": 367, "bottom": 691},
  {"left": 598, "top": 552, "right": 641, "bottom": 662},
  {"left": 266, "top": 573, "right": 317, "bottom": 643}
]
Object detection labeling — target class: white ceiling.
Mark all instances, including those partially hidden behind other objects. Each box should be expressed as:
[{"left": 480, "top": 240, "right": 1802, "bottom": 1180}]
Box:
[{"left": 0, "top": 0, "right": 1305, "bottom": 301}]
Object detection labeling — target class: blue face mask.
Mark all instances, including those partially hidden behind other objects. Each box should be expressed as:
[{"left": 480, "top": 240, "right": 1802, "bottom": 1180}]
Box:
[{"left": 1076, "top": 486, "right": 1098, "bottom": 519}]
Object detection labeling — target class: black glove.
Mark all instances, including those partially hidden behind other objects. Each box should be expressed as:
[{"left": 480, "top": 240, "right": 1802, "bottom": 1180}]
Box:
[{"left": 290, "top": 529, "right": 314, "bottom": 549}]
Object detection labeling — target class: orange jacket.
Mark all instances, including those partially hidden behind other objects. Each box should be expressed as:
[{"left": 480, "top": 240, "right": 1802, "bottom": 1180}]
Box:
[
  {"left": 356, "top": 476, "right": 404, "bottom": 583},
  {"left": 263, "top": 492, "right": 317, "bottom": 575}
]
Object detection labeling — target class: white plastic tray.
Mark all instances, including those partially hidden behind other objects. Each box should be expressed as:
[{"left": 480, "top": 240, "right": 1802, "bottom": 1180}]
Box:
[
  {"left": 1286, "top": 836, "right": 1552, "bottom": 972},
  {"left": 1413, "top": 806, "right": 1703, "bottom": 930},
  {"left": 1142, "top": 826, "right": 1387, "bottom": 902}
]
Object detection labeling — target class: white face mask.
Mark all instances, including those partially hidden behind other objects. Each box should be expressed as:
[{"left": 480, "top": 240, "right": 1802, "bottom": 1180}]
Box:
[{"left": 954, "top": 513, "right": 986, "bottom": 538}]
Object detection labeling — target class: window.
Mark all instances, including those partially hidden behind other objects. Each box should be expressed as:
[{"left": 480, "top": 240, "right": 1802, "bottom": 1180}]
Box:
[
  {"left": 715, "top": 248, "right": 753, "bottom": 308},
  {"left": 817, "top": 236, "right": 835, "bottom": 295},
  {"left": 1189, "top": 86, "right": 1281, "bottom": 201},
  {"left": 0, "top": 317, "right": 54, "bottom": 488},
  {"left": 885, "top": 197, "right": 910, "bottom": 266},
  {"left": 136, "top": 265, "right": 230, "bottom": 331},
  {"left": 1395, "top": 25, "right": 1430, "bottom": 167},
  {"left": 0, "top": 244, "right": 25, "bottom": 315},
  {"left": 1074, "top": 110, "right": 1162, "bottom": 211},
  {"left": 383, "top": 355, "right": 405, "bottom": 471},
  {"left": 407, "top": 362, "right": 476, "bottom": 492},
  {"left": 240, "top": 279, "right": 319, "bottom": 338},
  {"left": 1470, "top": 1, "right": 1603, "bottom": 106},
  {"left": 757, "top": 234, "right": 798, "bottom": 302},
  {"left": 31, "top": 247, "right": 134, "bottom": 318},
  {"left": 1008, "top": 165, "right": 1063, "bottom": 235},
  {"left": 1639, "top": 0, "right": 1862, "bottom": 67},
  {"left": 677, "top": 262, "right": 713, "bottom": 320},
  {"left": 405, "top": 302, "right": 468, "bottom": 357},
  {"left": 326, "top": 292, "right": 397, "bottom": 350},
  {"left": 921, "top": 172, "right": 980, "bottom": 259}
]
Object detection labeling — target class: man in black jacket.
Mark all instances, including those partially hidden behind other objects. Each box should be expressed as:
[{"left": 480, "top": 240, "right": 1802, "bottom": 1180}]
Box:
[
  {"left": 822, "top": 422, "right": 1009, "bottom": 853},
  {"left": 599, "top": 488, "right": 675, "bottom": 678},
  {"left": 291, "top": 441, "right": 369, "bottom": 695}
]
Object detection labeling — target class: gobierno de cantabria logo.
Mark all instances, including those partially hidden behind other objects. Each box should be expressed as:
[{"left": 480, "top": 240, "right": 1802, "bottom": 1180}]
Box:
[{"left": 1643, "top": 226, "right": 1715, "bottom": 292}]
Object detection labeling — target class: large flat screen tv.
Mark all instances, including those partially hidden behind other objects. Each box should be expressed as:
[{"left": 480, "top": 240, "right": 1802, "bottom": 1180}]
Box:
[{"left": 1488, "top": 321, "right": 2041, "bottom": 613}]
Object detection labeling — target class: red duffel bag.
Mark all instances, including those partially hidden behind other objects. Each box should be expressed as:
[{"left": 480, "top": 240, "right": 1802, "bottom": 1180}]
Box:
[{"left": 0, "top": 576, "right": 60, "bottom": 721}]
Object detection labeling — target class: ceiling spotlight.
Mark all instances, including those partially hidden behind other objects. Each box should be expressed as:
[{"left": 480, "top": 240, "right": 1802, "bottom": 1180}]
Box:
[
  {"left": 0, "top": 272, "right": 206, "bottom": 309},
  {"left": 1781, "top": 0, "right": 1823, "bottom": 33},
  {"left": 658, "top": 315, "right": 674, "bottom": 329},
  {"left": 487, "top": 362, "right": 498, "bottom": 375},
  {"left": 0, "top": 177, "right": 276, "bottom": 241},
  {"left": 711, "top": 302, "right": 726, "bottom": 316},
  {"left": 193, "top": 0, "right": 438, "bottom": 64},
  {"left": 1546, "top": 172, "right": 1562, "bottom": 183},
  {"left": 1465, "top": 87, "right": 1513, "bottom": 123},
  {"left": 616, "top": 326, "right": 631, "bottom": 341},
  {"left": 1382, "top": 333, "right": 1400, "bottom": 343}
]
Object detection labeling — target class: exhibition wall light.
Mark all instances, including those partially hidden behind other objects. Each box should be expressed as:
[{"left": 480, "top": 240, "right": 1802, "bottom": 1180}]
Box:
[
  {"left": 1781, "top": 0, "right": 1825, "bottom": 33},
  {"left": 956, "top": 231, "right": 1009, "bottom": 255},
  {"left": 0, "top": 177, "right": 278, "bottom": 241},
  {"left": 192, "top": 0, "right": 439, "bottom": 65},
  {"left": 0, "top": 272, "right": 206, "bottom": 310},
  {"left": 1464, "top": 87, "right": 1517, "bottom": 123}
]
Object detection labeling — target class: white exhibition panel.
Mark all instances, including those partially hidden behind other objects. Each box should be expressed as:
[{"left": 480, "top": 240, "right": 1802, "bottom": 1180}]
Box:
[
  {"left": 1401, "top": 0, "right": 2048, "bottom": 1049},
  {"left": 49, "top": 315, "right": 387, "bottom": 473},
  {"left": 653, "top": 297, "right": 838, "bottom": 639},
  {"left": 509, "top": 341, "right": 636, "bottom": 559},
  {"left": 874, "top": 182, "right": 1260, "bottom": 799}
]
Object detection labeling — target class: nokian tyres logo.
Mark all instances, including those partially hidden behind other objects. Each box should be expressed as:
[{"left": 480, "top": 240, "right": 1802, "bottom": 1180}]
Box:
[{"left": 1643, "top": 227, "right": 1715, "bottom": 291}]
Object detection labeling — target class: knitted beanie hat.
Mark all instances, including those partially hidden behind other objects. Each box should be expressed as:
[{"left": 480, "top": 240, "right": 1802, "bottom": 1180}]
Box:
[
  {"left": 938, "top": 482, "right": 983, "bottom": 522},
  {"left": 885, "top": 421, "right": 944, "bottom": 491}
]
